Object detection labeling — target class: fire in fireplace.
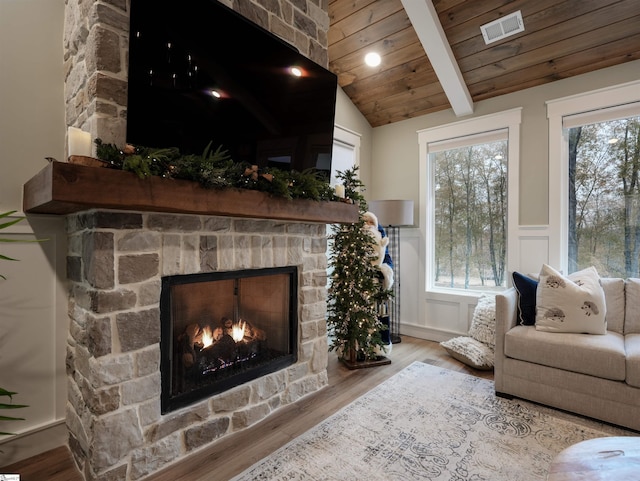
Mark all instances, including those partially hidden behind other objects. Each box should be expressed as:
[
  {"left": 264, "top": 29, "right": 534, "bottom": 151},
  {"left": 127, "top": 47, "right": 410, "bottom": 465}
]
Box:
[{"left": 160, "top": 266, "right": 298, "bottom": 413}]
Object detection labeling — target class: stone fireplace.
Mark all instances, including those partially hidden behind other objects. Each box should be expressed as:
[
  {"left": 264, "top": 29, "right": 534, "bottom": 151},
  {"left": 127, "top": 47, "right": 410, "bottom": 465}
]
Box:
[
  {"left": 56, "top": 2, "right": 337, "bottom": 478},
  {"left": 63, "top": 209, "right": 333, "bottom": 480}
]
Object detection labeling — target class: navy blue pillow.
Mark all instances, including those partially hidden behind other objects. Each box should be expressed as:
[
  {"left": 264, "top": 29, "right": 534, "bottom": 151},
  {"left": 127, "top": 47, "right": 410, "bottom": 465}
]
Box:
[{"left": 512, "top": 271, "right": 538, "bottom": 325}]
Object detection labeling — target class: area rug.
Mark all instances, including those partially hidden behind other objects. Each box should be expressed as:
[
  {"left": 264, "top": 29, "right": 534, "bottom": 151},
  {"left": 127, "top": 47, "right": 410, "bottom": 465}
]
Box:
[{"left": 231, "top": 361, "right": 632, "bottom": 481}]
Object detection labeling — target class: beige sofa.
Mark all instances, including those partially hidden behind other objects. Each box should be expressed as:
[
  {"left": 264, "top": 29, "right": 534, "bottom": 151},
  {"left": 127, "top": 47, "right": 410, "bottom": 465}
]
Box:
[{"left": 495, "top": 277, "right": 640, "bottom": 432}]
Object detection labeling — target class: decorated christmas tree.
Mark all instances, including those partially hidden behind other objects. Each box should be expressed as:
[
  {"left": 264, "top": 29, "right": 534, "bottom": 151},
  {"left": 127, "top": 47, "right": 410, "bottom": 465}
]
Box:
[{"left": 327, "top": 167, "right": 392, "bottom": 367}]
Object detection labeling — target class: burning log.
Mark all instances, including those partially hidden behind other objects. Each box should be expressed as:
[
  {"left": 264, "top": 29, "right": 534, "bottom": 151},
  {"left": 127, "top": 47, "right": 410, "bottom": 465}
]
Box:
[
  {"left": 185, "top": 323, "right": 200, "bottom": 344},
  {"left": 221, "top": 317, "right": 266, "bottom": 342},
  {"left": 178, "top": 316, "right": 267, "bottom": 372},
  {"left": 200, "top": 334, "right": 236, "bottom": 365},
  {"left": 180, "top": 331, "right": 197, "bottom": 368}
]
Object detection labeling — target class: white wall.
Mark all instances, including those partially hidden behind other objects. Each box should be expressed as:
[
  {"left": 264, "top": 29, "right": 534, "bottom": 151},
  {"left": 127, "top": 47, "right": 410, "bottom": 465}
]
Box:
[
  {"left": 0, "top": 0, "right": 68, "bottom": 465},
  {"left": 0, "top": 0, "right": 66, "bottom": 208},
  {"left": 366, "top": 60, "right": 640, "bottom": 340},
  {"left": 334, "top": 87, "right": 373, "bottom": 191}
]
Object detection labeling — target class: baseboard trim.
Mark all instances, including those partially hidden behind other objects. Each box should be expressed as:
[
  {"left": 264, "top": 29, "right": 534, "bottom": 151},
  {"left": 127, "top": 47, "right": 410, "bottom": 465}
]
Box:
[
  {"left": 400, "top": 323, "right": 463, "bottom": 343},
  {"left": 0, "top": 419, "right": 67, "bottom": 467}
]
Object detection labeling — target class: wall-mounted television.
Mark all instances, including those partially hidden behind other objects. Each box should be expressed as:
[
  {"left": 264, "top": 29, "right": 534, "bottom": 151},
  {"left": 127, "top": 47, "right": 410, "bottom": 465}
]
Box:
[{"left": 126, "top": 0, "right": 338, "bottom": 175}]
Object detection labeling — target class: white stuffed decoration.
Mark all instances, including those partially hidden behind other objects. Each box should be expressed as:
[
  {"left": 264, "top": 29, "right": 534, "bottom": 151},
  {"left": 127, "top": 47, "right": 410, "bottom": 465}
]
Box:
[
  {"left": 362, "top": 211, "right": 394, "bottom": 291},
  {"left": 362, "top": 211, "right": 394, "bottom": 355}
]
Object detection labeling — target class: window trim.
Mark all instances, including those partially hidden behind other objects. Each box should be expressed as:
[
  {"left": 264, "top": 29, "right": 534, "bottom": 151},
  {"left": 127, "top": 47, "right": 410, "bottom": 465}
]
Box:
[
  {"left": 546, "top": 80, "right": 640, "bottom": 273},
  {"left": 417, "top": 108, "right": 522, "bottom": 295}
]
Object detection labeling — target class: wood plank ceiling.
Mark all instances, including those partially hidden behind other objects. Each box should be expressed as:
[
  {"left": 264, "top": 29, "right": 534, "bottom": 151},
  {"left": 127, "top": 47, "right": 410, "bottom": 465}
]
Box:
[{"left": 328, "top": 0, "right": 640, "bottom": 127}]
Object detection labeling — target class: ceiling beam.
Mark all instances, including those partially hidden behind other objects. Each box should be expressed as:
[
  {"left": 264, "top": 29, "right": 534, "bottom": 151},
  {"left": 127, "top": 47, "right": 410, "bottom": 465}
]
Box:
[{"left": 401, "top": 0, "right": 474, "bottom": 117}]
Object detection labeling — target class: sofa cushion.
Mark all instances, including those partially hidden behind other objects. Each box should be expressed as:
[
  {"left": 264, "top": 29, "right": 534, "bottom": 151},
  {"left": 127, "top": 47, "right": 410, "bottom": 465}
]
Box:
[
  {"left": 535, "top": 264, "right": 607, "bottom": 335},
  {"left": 440, "top": 336, "right": 494, "bottom": 370},
  {"left": 512, "top": 271, "right": 538, "bottom": 326},
  {"left": 504, "top": 325, "right": 626, "bottom": 381},
  {"left": 626, "top": 333, "right": 640, "bottom": 388},
  {"left": 625, "top": 278, "right": 640, "bottom": 334},
  {"left": 600, "top": 278, "right": 625, "bottom": 334}
]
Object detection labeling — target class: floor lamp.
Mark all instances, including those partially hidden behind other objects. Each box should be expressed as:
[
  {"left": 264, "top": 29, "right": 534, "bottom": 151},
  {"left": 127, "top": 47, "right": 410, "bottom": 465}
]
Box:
[{"left": 368, "top": 200, "right": 414, "bottom": 344}]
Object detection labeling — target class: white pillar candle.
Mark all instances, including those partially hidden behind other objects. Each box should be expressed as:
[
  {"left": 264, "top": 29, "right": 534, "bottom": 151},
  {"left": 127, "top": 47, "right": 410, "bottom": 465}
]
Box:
[
  {"left": 68, "top": 127, "right": 92, "bottom": 157},
  {"left": 334, "top": 184, "right": 345, "bottom": 199}
]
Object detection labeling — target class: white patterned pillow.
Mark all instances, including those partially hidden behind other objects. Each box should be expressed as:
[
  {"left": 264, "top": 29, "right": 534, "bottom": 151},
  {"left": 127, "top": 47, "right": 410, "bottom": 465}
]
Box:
[
  {"left": 535, "top": 264, "right": 607, "bottom": 334},
  {"left": 468, "top": 294, "right": 496, "bottom": 349},
  {"left": 440, "top": 295, "right": 496, "bottom": 370},
  {"left": 440, "top": 337, "right": 494, "bottom": 370}
]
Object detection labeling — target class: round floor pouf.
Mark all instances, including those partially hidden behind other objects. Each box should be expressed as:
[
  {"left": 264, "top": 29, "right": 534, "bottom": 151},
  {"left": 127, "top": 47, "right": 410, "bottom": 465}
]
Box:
[{"left": 547, "top": 436, "right": 640, "bottom": 480}]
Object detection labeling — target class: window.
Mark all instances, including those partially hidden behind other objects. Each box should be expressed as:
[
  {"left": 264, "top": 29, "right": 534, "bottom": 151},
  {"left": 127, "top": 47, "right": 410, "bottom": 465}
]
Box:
[
  {"left": 547, "top": 81, "right": 640, "bottom": 275},
  {"left": 431, "top": 133, "right": 507, "bottom": 290},
  {"left": 567, "top": 112, "right": 640, "bottom": 276},
  {"left": 418, "top": 109, "right": 521, "bottom": 294}
]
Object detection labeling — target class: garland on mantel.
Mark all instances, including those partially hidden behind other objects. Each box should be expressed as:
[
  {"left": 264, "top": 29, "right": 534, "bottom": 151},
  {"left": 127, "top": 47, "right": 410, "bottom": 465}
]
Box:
[{"left": 94, "top": 139, "right": 341, "bottom": 202}]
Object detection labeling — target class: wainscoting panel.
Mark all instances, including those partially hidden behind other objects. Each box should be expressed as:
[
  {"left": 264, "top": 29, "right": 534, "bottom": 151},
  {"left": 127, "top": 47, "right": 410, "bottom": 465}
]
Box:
[
  {"left": 398, "top": 228, "right": 420, "bottom": 327},
  {"left": 400, "top": 225, "right": 553, "bottom": 342},
  {"left": 517, "top": 226, "right": 550, "bottom": 275},
  {"left": 0, "top": 214, "right": 67, "bottom": 464}
]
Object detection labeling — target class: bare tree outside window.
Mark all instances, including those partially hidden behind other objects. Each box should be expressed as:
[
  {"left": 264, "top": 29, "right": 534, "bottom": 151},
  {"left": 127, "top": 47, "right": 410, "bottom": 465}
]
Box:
[
  {"left": 432, "top": 139, "right": 507, "bottom": 291},
  {"left": 568, "top": 115, "right": 640, "bottom": 276}
]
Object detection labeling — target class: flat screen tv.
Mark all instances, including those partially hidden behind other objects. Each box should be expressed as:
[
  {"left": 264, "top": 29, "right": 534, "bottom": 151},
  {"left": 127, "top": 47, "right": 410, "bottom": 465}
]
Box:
[{"left": 126, "top": 0, "right": 338, "bottom": 175}]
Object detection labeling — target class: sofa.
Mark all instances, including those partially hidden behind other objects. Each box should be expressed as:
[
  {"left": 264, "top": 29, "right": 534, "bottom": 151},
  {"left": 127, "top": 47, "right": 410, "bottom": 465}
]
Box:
[{"left": 495, "top": 276, "right": 640, "bottom": 432}]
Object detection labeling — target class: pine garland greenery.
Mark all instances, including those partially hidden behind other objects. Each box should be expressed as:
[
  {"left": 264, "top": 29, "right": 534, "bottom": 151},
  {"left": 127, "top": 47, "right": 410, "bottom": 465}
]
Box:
[
  {"left": 326, "top": 166, "right": 391, "bottom": 362},
  {"left": 94, "top": 139, "right": 337, "bottom": 201}
]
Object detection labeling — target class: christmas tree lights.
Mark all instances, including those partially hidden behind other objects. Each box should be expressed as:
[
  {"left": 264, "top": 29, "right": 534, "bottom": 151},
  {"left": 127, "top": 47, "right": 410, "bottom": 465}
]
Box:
[{"left": 327, "top": 167, "right": 392, "bottom": 367}]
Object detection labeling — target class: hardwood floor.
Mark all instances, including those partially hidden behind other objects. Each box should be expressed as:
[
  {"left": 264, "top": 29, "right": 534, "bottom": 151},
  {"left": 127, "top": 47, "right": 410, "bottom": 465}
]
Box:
[{"left": 1, "top": 337, "right": 492, "bottom": 481}]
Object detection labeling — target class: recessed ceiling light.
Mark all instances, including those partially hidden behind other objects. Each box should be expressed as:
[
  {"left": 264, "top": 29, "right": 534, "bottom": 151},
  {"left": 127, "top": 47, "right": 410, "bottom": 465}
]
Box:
[
  {"left": 364, "top": 52, "right": 381, "bottom": 67},
  {"left": 211, "top": 90, "right": 221, "bottom": 98},
  {"left": 290, "top": 67, "right": 303, "bottom": 77}
]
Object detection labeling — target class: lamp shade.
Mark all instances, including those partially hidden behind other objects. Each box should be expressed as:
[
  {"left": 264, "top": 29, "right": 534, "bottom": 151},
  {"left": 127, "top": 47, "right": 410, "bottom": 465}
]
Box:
[{"left": 368, "top": 200, "right": 414, "bottom": 227}]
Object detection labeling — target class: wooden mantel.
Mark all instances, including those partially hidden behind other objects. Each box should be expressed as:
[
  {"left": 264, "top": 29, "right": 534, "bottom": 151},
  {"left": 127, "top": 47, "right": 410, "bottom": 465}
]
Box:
[{"left": 23, "top": 161, "right": 359, "bottom": 224}]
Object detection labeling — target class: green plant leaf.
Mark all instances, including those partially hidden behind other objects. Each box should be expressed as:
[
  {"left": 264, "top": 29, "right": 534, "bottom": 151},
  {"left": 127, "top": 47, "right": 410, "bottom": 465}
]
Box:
[
  {"left": 0, "top": 211, "right": 48, "bottom": 281},
  {"left": 0, "top": 211, "right": 25, "bottom": 234},
  {"left": 0, "top": 388, "right": 18, "bottom": 397},
  {"left": 0, "top": 238, "right": 32, "bottom": 244},
  {"left": 0, "top": 388, "right": 28, "bottom": 438},
  {"left": 0, "top": 406, "right": 28, "bottom": 411}
]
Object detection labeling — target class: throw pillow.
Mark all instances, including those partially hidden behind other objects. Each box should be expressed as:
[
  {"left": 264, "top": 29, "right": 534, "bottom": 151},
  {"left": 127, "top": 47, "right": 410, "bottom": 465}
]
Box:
[
  {"left": 512, "top": 271, "right": 538, "bottom": 325},
  {"left": 468, "top": 294, "right": 496, "bottom": 349},
  {"left": 535, "top": 264, "right": 607, "bottom": 334},
  {"left": 441, "top": 294, "right": 496, "bottom": 370},
  {"left": 440, "top": 337, "right": 494, "bottom": 370}
]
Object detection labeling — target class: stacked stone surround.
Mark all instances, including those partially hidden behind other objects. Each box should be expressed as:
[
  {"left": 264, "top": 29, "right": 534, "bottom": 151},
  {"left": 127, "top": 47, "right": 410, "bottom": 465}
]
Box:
[
  {"left": 65, "top": 210, "right": 330, "bottom": 480},
  {"left": 62, "top": 2, "right": 332, "bottom": 479},
  {"left": 63, "top": 0, "right": 331, "bottom": 151}
]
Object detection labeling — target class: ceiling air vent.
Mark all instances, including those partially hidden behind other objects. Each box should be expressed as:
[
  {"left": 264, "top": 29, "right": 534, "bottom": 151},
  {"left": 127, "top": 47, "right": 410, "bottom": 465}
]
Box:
[{"left": 480, "top": 10, "right": 524, "bottom": 45}]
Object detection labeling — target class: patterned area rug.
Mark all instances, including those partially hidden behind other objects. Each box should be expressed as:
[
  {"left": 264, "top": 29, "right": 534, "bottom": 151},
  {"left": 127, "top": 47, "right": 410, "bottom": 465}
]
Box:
[{"left": 231, "top": 361, "right": 632, "bottom": 481}]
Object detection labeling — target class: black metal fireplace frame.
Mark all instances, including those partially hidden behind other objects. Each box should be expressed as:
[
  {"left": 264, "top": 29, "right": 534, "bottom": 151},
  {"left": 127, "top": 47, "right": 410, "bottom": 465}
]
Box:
[{"left": 160, "top": 266, "right": 298, "bottom": 413}]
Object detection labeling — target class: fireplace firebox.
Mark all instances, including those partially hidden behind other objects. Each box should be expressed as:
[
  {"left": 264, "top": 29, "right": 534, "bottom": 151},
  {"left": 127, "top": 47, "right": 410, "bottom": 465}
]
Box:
[{"left": 160, "top": 266, "right": 298, "bottom": 413}]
